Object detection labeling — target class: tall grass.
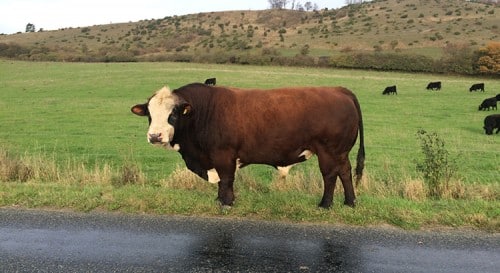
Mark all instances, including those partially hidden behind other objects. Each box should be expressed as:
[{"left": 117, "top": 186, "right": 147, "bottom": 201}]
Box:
[{"left": 2, "top": 149, "right": 496, "bottom": 202}]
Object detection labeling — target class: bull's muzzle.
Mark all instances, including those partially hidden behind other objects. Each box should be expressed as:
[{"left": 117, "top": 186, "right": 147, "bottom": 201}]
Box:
[{"left": 148, "top": 133, "right": 163, "bottom": 144}]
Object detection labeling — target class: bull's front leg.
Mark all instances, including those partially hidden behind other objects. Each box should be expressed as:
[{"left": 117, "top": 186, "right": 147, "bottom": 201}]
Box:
[
  {"left": 213, "top": 155, "right": 237, "bottom": 206},
  {"left": 217, "top": 175, "right": 235, "bottom": 206}
]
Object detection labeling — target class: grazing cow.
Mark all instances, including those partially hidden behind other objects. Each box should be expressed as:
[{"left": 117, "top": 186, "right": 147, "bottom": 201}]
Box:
[
  {"left": 469, "top": 83, "right": 485, "bottom": 92},
  {"left": 483, "top": 114, "right": 500, "bottom": 135},
  {"left": 382, "top": 85, "right": 397, "bottom": 95},
  {"left": 426, "top": 81, "right": 441, "bottom": 90},
  {"left": 204, "top": 78, "right": 216, "bottom": 86},
  {"left": 478, "top": 97, "right": 498, "bottom": 111},
  {"left": 131, "top": 83, "right": 365, "bottom": 208}
]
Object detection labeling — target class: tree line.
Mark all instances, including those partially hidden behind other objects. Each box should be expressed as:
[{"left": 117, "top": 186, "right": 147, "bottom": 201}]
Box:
[
  {"left": 1, "top": 41, "right": 497, "bottom": 76},
  {"left": 268, "top": 0, "right": 319, "bottom": 11}
]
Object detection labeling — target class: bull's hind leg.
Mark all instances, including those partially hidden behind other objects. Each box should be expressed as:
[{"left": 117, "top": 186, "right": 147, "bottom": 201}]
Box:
[
  {"left": 317, "top": 151, "right": 339, "bottom": 208},
  {"left": 338, "top": 157, "right": 356, "bottom": 207},
  {"left": 317, "top": 151, "right": 355, "bottom": 208},
  {"left": 318, "top": 172, "right": 338, "bottom": 209}
]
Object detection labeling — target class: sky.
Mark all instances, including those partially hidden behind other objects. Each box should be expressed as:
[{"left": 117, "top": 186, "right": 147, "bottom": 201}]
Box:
[{"left": 0, "top": 0, "right": 347, "bottom": 34}]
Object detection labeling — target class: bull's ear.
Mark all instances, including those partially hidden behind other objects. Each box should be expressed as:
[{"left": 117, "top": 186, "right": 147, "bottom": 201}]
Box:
[
  {"left": 131, "top": 104, "right": 149, "bottom": 116},
  {"left": 182, "top": 104, "right": 192, "bottom": 115}
]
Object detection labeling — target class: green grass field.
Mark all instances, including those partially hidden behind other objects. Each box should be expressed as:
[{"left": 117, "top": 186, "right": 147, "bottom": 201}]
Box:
[{"left": 0, "top": 60, "right": 499, "bottom": 230}]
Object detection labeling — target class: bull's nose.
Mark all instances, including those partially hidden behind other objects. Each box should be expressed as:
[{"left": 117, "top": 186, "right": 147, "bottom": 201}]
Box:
[{"left": 148, "top": 133, "right": 163, "bottom": 143}]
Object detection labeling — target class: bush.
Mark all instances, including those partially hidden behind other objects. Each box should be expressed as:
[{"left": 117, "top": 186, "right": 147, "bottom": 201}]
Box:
[
  {"left": 112, "top": 163, "right": 144, "bottom": 186},
  {"left": 330, "top": 52, "right": 437, "bottom": 73},
  {"left": 415, "top": 130, "right": 457, "bottom": 198},
  {"left": 475, "top": 41, "right": 500, "bottom": 75},
  {"left": 0, "top": 151, "right": 33, "bottom": 182},
  {"left": 0, "top": 43, "right": 31, "bottom": 58}
]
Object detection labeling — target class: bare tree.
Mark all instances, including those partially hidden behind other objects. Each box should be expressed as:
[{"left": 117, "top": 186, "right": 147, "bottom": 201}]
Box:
[
  {"left": 25, "top": 23, "right": 35, "bottom": 33},
  {"left": 345, "top": 0, "right": 368, "bottom": 5},
  {"left": 268, "top": 0, "right": 288, "bottom": 9},
  {"left": 304, "top": 1, "right": 313, "bottom": 11}
]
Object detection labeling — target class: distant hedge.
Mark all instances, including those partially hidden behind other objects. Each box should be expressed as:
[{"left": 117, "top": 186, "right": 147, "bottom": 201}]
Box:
[
  {"left": 329, "top": 53, "right": 438, "bottom": 73},
  {"left": 1, "top": 42, "right": 498, "bottom": 76}
]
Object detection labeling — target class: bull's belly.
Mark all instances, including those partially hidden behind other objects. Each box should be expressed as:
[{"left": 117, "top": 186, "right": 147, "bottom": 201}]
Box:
[
  {"left": 239, "top": 149, "right": 314, "bottom": 167},
  {"left": 205, "top": 149, "right": 314, "bottom": 183}
]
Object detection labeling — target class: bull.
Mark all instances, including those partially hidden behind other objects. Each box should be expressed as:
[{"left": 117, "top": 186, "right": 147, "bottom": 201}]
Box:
[
  {"left": 131, "top": 83, "right": 365, "bottom": 208},
  {"left": 204, "top": 78, "right": 216, "bottom": 86},
  {"left": 478, "top": 97, "right": 498, "bottom": 111},
  {"left": 426, "top": 81, "right": 441, "bottom": 91},
  {"left": 469, "top": 83, "right": 485, "bottom": 92},
  {"left": 382, "top": 85, "right": 397, "bottom": 95},
  {"left": 483, "top": 114, "right": 500, "bottom": 135}
]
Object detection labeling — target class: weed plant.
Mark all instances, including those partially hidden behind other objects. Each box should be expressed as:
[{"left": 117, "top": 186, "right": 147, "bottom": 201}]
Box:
[{"left": 415, "top": 129, "right": 458, "bottom": 198}]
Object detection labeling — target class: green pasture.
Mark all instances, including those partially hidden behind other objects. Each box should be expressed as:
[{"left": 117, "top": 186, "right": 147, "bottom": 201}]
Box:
[{"left": 0, "top": 60, "right": 499, "bottom": 230}]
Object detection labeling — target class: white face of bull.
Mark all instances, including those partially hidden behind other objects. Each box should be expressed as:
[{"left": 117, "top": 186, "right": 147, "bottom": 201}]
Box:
[{"left": 131, "top": 86, "right": 180, "bottom": 151}]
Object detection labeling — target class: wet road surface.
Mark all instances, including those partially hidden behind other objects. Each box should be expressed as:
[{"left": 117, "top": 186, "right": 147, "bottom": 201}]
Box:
[{"left": 0, "top": 208, "right": 498, "bottom": 272}]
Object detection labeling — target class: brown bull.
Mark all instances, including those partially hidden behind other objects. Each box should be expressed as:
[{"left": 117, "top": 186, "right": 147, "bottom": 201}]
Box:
[{"left": 131, "top": 83, "right": 365, "bottom": 208}]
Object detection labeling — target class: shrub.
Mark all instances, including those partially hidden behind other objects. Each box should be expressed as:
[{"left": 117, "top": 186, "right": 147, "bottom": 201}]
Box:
[
  {"left": 415, "top": 130, "right": 457, "bottom": 198},
  {"left": 330, "top": 52, "right": 436, "bottom": 73},
  {"left": 112, "top": 163, "right": 145, "bottom": 186},
  {"left": 475, "top": 41, "right": 500, "bottom": 75},
  {"left": 0, "top": 151, "right": 34, "bottom": 182}
]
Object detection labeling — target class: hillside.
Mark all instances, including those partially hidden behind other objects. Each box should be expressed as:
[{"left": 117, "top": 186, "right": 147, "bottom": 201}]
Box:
[{"left": 0, "top": 0, "right": 498, "bottom": 62}]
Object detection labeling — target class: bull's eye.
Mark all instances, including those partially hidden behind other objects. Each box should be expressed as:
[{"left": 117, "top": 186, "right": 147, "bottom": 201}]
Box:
[{"left": 168, "top": 113, "right": 176, "bottom": 125}]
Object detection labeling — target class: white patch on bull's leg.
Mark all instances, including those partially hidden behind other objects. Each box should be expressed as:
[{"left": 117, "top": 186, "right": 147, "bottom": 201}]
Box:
[
  {"left": 206, "top": 159, "right": 239, "bottom": 183},
  {"left": 277, "top": 166, "right": 292, "bottom": 178},
  {"left": 207, "top": 168, "right": 220, "bottom": 183},
  {"left": 299, "top": 150, "right": 313, "bottom": 159},
  {"left": 146, "top": 86, "right": 179, "bottom": 149}
]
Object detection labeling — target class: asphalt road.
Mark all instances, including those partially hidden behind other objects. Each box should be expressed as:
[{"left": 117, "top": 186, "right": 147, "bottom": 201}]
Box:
[{"left": 0, "top": 208, "right": 498, "bottom": 273}]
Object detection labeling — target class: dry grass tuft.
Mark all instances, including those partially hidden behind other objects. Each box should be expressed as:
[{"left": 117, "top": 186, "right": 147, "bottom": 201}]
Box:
[
  {"left": 439, "top": 180, "right": 466, "bottom": 200},
  {"left": 1, "top": 150, "right": 57, "bottom": 182},
  {"left": 112, "top": 163, "right": 144, "bottom": 187},
  {"left": 1, "top": 149, "right": 127, "bottom": 186},
  {"left": 402, "top": 179, "right": 427, "bottom": 201},
  {"left": 270, "top": 169, "right": 323, "bottom": 194},
  {"left": 161, "top": 165, "right": 209, "bottom": 190},
  {"left": 356, "top": 171, "right": 399, "bottom": 197}
]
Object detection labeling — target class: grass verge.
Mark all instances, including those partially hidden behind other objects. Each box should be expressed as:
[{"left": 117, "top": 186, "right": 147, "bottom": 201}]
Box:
[{"left": 1, "top": 150, "right": 498, "bottom": 231}]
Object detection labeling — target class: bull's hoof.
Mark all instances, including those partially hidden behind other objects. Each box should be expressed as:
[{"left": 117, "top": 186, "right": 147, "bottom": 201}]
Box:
[
  {"left": 215, "top": 197, "right": 233, "bottom": 207},
  {"left": 344, "top": 199, "right": 356, "bottom": 208},
  {"left": 318, "top": 202, "right": 332, "bottom": 209}
]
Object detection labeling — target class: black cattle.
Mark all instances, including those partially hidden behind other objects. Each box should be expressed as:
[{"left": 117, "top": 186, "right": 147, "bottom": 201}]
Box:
[
  {"left": 382, "top": 85, "right": 397, "bottom": 95},
  {"left": 204, "top": 78, "right": 216, "bottom": 85},
  {"left": 469, "top": 83, "right": 485, "bottom": 92},
  {"left": 496, "top": 94, "right": 500, "bottom": 101},
  {"left": 426, "top": 81, "right": 441, "bottom": 91},
  {"left": 478, "top": 97, "right": 498, "bottom": 111},
  {"left": 483, "top": 114, "right": 500, "bottom": 135},
  {"left": 132, "top": 84, "right": 365, "bottom": 209}
]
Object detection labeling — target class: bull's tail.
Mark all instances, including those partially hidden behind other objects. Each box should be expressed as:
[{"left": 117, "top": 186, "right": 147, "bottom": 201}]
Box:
[{"left": 353, "top": 96, "right": 365, "bottom": 186}]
